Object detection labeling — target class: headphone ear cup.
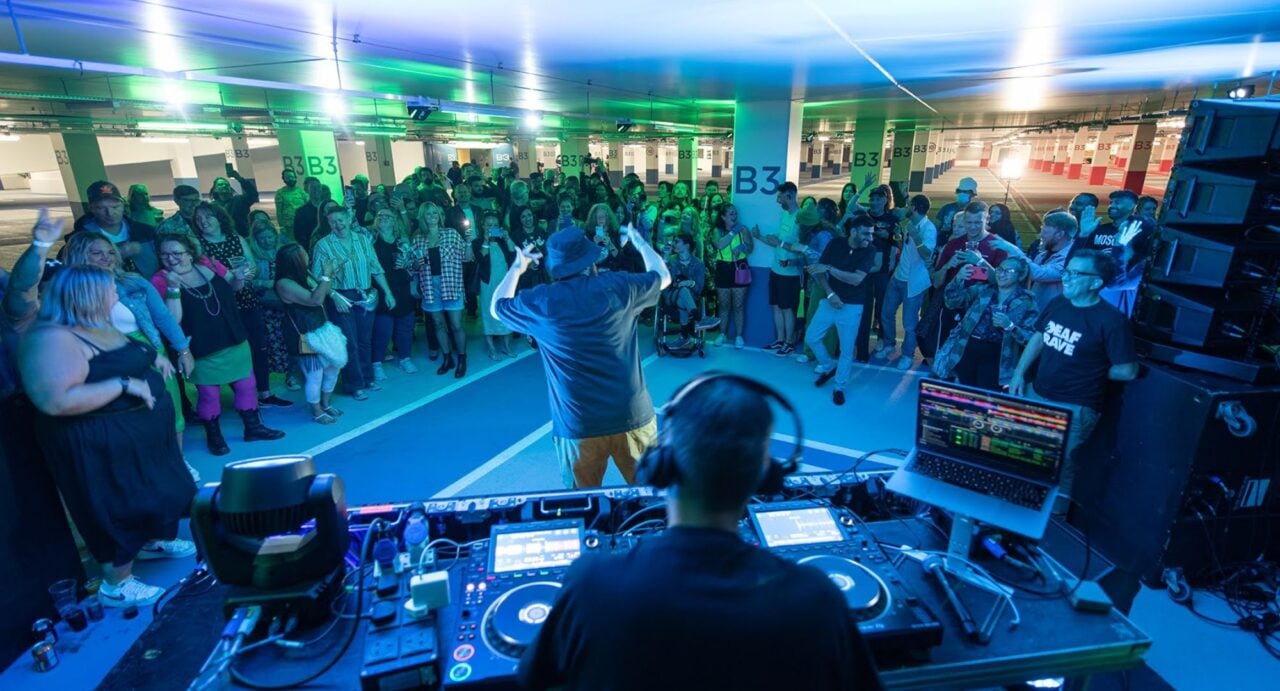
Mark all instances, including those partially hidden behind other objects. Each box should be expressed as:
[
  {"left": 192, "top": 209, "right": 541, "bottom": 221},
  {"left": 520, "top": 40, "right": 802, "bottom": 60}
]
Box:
[
  {"left": 756, "top": 458, "right": 792, "bottom": 495},
  {"left": 636, "top": 445, "right": 679, "bottom": 489}
]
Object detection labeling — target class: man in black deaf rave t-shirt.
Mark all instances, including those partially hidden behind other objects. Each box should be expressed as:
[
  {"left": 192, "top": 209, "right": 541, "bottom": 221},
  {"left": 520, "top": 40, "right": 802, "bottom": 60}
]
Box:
[{"left": 1010, "top": 250, "right": 1137, "bottom": 514}]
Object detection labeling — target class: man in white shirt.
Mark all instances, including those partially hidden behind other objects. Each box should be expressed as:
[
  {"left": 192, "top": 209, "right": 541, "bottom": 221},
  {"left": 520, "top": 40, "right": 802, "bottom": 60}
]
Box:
[
  {"left": 878, "top": 194, "right": 935, "bottom": 370},
  {"left": 751, "top": 182, "right": 804, "bottom": 355}
]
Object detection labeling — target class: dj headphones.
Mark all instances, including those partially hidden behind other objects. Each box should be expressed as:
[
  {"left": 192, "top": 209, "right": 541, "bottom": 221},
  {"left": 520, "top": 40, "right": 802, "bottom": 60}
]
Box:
[{"left": 635, "top": 372, "right": 803, "bottom": 495}]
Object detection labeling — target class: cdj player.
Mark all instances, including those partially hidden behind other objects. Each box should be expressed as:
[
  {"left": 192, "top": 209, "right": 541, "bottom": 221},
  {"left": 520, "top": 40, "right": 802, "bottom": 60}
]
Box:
[
  {"left": 439, "top": 519, "right": 597, "bottom": 688},
  {"left": 746, "top": 501, "right": 944, "bottom": 652}
]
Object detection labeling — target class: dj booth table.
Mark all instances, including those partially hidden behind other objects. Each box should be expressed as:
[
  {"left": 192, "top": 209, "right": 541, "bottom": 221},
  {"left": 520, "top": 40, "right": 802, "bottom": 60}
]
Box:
[{"left": 104, "top": 485, "right": 1151, "bottom": 690}]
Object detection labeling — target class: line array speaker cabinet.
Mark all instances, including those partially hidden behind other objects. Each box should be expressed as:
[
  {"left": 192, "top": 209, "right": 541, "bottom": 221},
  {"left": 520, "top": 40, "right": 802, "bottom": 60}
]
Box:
[
  {"left": 1179, "top": 98, "right": 1280, "bottom": 166},
  {"left": 1147, "top": 225, "right": 1280, "bottom": 289},
  {"left": 1075, "top": 362, "right": 1280, "bottom": 588},
  {"left": 1135, "top": 98, "right": 1280, "bottom": 381}
]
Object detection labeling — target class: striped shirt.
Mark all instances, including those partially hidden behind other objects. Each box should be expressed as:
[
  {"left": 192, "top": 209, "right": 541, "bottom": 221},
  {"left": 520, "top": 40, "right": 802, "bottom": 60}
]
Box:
[{"left": 310, "top": 228, "right": 384, "bottom": 290}]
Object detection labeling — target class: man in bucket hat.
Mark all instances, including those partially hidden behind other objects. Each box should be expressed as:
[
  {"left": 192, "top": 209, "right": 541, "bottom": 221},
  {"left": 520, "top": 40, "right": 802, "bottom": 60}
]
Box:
[{"left": 491, "top": 224, "right": 671, "bottom": 488}]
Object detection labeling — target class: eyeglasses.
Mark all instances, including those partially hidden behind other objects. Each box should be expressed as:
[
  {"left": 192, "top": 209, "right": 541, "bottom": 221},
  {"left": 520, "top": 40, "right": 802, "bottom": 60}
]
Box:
[
  {"left": 995, "top": 267, "right": 1021, "bottom": 275},
  {"left": 159, "top": 251, "right": 189, "bottom": 259},
  {"left": 1061, "top": 269, "right": 1100, "bottom": 280}
]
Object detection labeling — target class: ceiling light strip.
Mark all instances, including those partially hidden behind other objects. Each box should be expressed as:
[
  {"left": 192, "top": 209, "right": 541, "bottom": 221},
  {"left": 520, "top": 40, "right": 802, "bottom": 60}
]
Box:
[{"left": 804, "top": 1, "right": 937, "bottom": 114}]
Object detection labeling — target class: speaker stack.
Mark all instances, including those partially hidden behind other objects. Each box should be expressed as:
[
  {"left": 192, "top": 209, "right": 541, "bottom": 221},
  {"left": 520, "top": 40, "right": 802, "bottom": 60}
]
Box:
[{"left": 1134, "top": 98, "right": 1280, "bottom": 383}]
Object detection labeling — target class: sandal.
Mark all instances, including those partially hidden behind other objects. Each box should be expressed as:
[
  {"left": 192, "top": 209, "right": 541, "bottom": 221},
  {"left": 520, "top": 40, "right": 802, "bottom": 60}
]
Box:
[
  {"left": 324, "top": 406, "right": 344, "bottom": 417},
  {"left": 313, "top": 412, "right": 337, "bottom": 425},
  {"left": 351, "top": 390, "right": 369, "bottom": 401}
]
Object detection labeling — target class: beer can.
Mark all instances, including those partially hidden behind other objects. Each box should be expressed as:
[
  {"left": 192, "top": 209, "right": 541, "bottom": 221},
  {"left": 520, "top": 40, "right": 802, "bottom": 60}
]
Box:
[
  {"left": 31, "top": 618, "right": 57, "bottom": 645},
  {"left": 32, "top": 641, "right": 58, "bottom": 672}
]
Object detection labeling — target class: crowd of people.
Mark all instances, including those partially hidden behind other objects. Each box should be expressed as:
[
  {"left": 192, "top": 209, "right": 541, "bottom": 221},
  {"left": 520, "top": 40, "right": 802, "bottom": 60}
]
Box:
[{"left": 0, "top": 153, "right": 1155, "bottom": 606}]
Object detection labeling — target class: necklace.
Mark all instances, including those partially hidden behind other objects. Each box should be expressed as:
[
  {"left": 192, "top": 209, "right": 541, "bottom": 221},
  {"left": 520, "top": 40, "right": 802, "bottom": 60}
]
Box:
[{"left": 176, "top": 271, "right": 222, "bottom": 317}]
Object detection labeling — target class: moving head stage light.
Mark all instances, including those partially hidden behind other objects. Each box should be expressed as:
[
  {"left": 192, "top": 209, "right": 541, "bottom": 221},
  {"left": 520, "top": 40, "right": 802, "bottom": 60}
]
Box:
[{"left": 191, "top": 456, "right": 349, "bottom": 628}]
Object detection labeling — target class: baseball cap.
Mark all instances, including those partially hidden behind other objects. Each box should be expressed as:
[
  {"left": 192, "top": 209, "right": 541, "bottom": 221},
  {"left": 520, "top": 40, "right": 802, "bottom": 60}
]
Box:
[
  {"left": 957, "top": 177, "right": 978, "bottom": 193},
  {"left": 87, "top": 181, "right": 123, "bottom": 204},
  {"left": 172, "top": 184, "right": 201, "bottom": 198},
  {"left": 1109, "top": 189, "right": 1139, "bottom": 204}
]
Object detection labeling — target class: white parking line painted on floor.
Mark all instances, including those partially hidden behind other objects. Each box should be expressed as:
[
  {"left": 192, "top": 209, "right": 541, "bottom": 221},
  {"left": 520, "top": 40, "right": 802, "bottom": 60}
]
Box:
[
  {"left": 299, "top": 350, "right": 537, "bottom": 458},
  {"left": 769, "top": 433, "right": 907, "bottom": 468}
]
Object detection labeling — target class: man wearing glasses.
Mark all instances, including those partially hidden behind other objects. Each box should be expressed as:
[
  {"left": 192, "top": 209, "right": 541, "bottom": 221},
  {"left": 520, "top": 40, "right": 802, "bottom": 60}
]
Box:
[{"left": 1009, "top": 250, "right": 1137, "bottom": 514}]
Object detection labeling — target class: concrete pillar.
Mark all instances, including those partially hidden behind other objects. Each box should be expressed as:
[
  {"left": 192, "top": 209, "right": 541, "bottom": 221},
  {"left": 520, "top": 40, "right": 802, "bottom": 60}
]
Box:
[
  {"left": 622, "top": 145, "right": 638, "bottom": 176},
  {"left": 677, "top": 136, "right": 699, "bottom": 193},
  {"left": 49, "top": 131, "right": 107, "bottom": 219},
  {"left": 1087, "top": 128, "right": 1119, "bottom": 186},
  {"left": 557, "top": 137, "right": 590, "bottom": 181},
  {"left": 606, "top": 141, "right": 623, "bottom": 186},
  {"left": 923, "top": 131, "right": 938, "bottom": 184},
  {"left": 889, "top": 128, "right": 915, "bottom": 193},
  {"left": 979, "top": 143, "right": 993, "bottom": 168},
  {"left": 1157, "top": 134, "right": 1179, "bottom": 172},
  {"left": 799, "top": 143, "right": 811, "bottom": 173},
  {"left": 1066, "top": 129, "right": 1090, "bottom": 180},
  {"left": 848, "top": 118, "right": 887, "bottom": 194},
  {"left": 644, "top": 144, "right": 660, "bottom": 184},
  {"left": 512, "top": 137, "right": 535, "bottom": 176},
  {"left": 336, "top": 140, "right": 368, "bottom": 185},
  {"left": 711, "top": 143, "right": 724, "bottom": 178},
  {"left": 360, "top": 136, "right": 397, "bottom": 188},
  {"left": 908, "top": 129, "right": 929, "bottom": 193},
  {"left": 1122, "top": 122, "right": 1158, "bottom": 194},
  {"left": 731, "top": 100, "right": 803, "bottom": 345},
  {"left": 276, "top": 129, "right": 344, "bottom": 199}
]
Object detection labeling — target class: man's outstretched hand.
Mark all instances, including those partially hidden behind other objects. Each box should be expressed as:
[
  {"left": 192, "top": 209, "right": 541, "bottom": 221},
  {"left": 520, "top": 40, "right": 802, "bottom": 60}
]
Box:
[{"left": 515, "top": 243, "right": 544, "bottom": 272}]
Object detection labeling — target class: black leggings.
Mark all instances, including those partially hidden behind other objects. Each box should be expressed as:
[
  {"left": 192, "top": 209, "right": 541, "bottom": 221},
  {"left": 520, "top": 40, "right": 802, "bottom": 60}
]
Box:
[{"left": 953, "top": 338, "right": 1002, "bottom": 391}]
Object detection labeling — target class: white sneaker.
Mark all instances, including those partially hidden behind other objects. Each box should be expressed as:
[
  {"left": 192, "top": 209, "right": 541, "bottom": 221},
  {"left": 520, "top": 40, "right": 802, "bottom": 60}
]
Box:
[
  {"left": 136, "top": 538, "right": 197, "bottom": 561},
  {"left": 734, "top": 336, "right": 745, "bottom": 349},
  {"left": 896, "top": 356, "right": 914, "bottom": 371},
  {"left": 399, "top": 358, "right": 418, "bottom": 374},
  {"left": 711, "top": 334, "right": 725, "bottom": 347},
  {"left": 99, "top": 576, "right": 164, "bottom": 608},
  {"left": 872, "top": 344, "right": 895, "bottom": 360},
  {"left": 795, "top": 353, "right": 810, "bottom": 364},
  {"left": 813, "top": 363, "right": 827, "bottom": 374},
  {"left": 372, "top": 363, "right": 387, "bottom": 381}
]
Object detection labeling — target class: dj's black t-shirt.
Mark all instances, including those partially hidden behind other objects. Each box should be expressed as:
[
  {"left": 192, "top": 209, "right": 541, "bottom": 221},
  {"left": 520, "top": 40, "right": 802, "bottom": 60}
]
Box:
[
  {"left": 819, "top": 238, "right": 876, "bottom": 304},
  {"left": 1031, "top": 296, "right": 1137, "bottom": 410},
  {"left": 517, "top": 526, "right": 882, "bottom": 691}
]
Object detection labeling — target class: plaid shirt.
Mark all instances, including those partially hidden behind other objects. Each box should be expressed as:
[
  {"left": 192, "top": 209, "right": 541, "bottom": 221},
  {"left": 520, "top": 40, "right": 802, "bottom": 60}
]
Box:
[{"left": 411, "top": 229, "right": 467, "bottom": 306}]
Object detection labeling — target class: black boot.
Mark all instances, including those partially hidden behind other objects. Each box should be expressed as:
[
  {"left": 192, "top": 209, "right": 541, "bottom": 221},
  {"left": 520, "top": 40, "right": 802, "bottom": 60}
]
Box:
[
  {"left": 454, "top": 354, "right": 468, "bottom": 378},
  {"left": 203, "top": 416, "right": 230, "bottom": 456},
  {"left": 436, "top": 353, "right": 455, "bottom": 375},
  {"left": 239, "top": 409, "right": 286, "bottom": 442}
]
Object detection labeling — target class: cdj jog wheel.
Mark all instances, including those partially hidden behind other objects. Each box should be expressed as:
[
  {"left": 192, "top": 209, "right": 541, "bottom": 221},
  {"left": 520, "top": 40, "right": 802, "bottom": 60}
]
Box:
[
  {"left": 482, "top": 581, "right": 562, "bottom": 659},
  {"left": 799, "top": 555, "right": 892, "bottom": 622}
]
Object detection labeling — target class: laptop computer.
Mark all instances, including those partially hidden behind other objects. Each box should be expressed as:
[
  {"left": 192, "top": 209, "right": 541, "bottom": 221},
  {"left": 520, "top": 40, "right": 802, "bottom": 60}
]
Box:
[{"left": 887, "top": 379, "right": 1073, "bottom": 540}]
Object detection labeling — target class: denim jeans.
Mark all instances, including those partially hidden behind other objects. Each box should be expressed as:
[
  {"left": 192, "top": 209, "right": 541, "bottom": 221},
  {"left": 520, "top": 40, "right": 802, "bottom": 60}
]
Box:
[
  {"left": 805, "top": 301, "right": 863, "bottom": 390},
  {"left": 881, "top": 277, "right": 925, "bottom": 357},
  {"left": 1028, "top": 384, "right": 1101, "bottom": 514},
  {"left": 372, "top": 312, "right": 415, "bottom": 362},
  {"left": 330, "top": 300, "right": 375, "bottom": 393},
  {"left": 856, "top": 272, "right": 889, "bottom": 359}
]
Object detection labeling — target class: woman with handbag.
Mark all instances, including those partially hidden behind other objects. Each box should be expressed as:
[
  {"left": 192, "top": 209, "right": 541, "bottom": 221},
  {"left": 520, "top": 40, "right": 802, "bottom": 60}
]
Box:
[
  {"left": 710, "top": 204, "right": 754, "bottom": 349},
  {"left": 275, "top": 243, "right": 347, "bottom": 425}
]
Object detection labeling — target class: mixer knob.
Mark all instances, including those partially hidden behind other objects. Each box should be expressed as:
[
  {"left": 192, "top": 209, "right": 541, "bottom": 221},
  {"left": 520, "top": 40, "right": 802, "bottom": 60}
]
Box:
[{"left": 585, "top": 535, "right": 600, "bottom": 549}]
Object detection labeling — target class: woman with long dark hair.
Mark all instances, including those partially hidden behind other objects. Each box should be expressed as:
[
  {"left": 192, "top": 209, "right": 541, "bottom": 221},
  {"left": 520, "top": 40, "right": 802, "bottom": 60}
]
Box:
[
  {"left": 275, "top": 243, "right": 345, "bottom": 424},
  {"left": 710, "top": 204, "right": 754, "bottom": 348},
  {"left": 987, "top": 203, "right": 1020, "bottom": 248}
]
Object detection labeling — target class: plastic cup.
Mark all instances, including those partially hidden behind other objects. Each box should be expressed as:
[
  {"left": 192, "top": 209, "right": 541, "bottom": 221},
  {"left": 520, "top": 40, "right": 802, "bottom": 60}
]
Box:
[
  {"left": 61, "top": 606, "right": 88, "bottom": 632},
  {"left": 84, "top": 596, "right": 104, "bottom": 622},
  {"left": 48, "top": 579, "right": 77, "bottom": 612}
]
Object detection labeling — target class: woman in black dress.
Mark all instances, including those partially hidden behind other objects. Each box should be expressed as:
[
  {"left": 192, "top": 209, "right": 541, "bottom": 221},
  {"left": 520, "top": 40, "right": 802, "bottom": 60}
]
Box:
[
  {"left": 19, "top": 265, "right": 196, "bottom": 608},
  {"left": 370, "top": 208, "right": 419, "bottom": 378}
]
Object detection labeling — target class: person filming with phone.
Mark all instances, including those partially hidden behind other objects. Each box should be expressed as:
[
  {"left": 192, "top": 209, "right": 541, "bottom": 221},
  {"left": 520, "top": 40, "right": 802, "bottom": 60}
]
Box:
[
  {"left": 931, "top": 255, "right": 1038, "bottom": 391},
  {"left": 490, "top": 222, "right": 670, "bottom": 489}
]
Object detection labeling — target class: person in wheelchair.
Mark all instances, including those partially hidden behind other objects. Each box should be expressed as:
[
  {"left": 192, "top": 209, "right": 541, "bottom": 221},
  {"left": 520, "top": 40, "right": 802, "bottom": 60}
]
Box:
[{"left": 661, "top": 232, "right": 706, "bottom": 349}]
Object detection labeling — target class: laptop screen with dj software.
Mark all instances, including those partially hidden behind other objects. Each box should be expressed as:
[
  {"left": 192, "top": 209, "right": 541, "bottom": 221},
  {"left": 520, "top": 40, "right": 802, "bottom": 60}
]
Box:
[{"left": 916, "top": 380, "right": 1071, "bottom": 483}]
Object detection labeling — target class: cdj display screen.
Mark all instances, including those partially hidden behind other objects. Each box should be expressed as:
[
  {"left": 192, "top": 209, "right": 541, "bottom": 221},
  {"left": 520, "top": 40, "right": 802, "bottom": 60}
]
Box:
[
  {"left": 490, "top": 524, "right": 583, "bottom": 574},
  {"left": 753, "top": 507, "right": 843, "bottom": 547}
]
